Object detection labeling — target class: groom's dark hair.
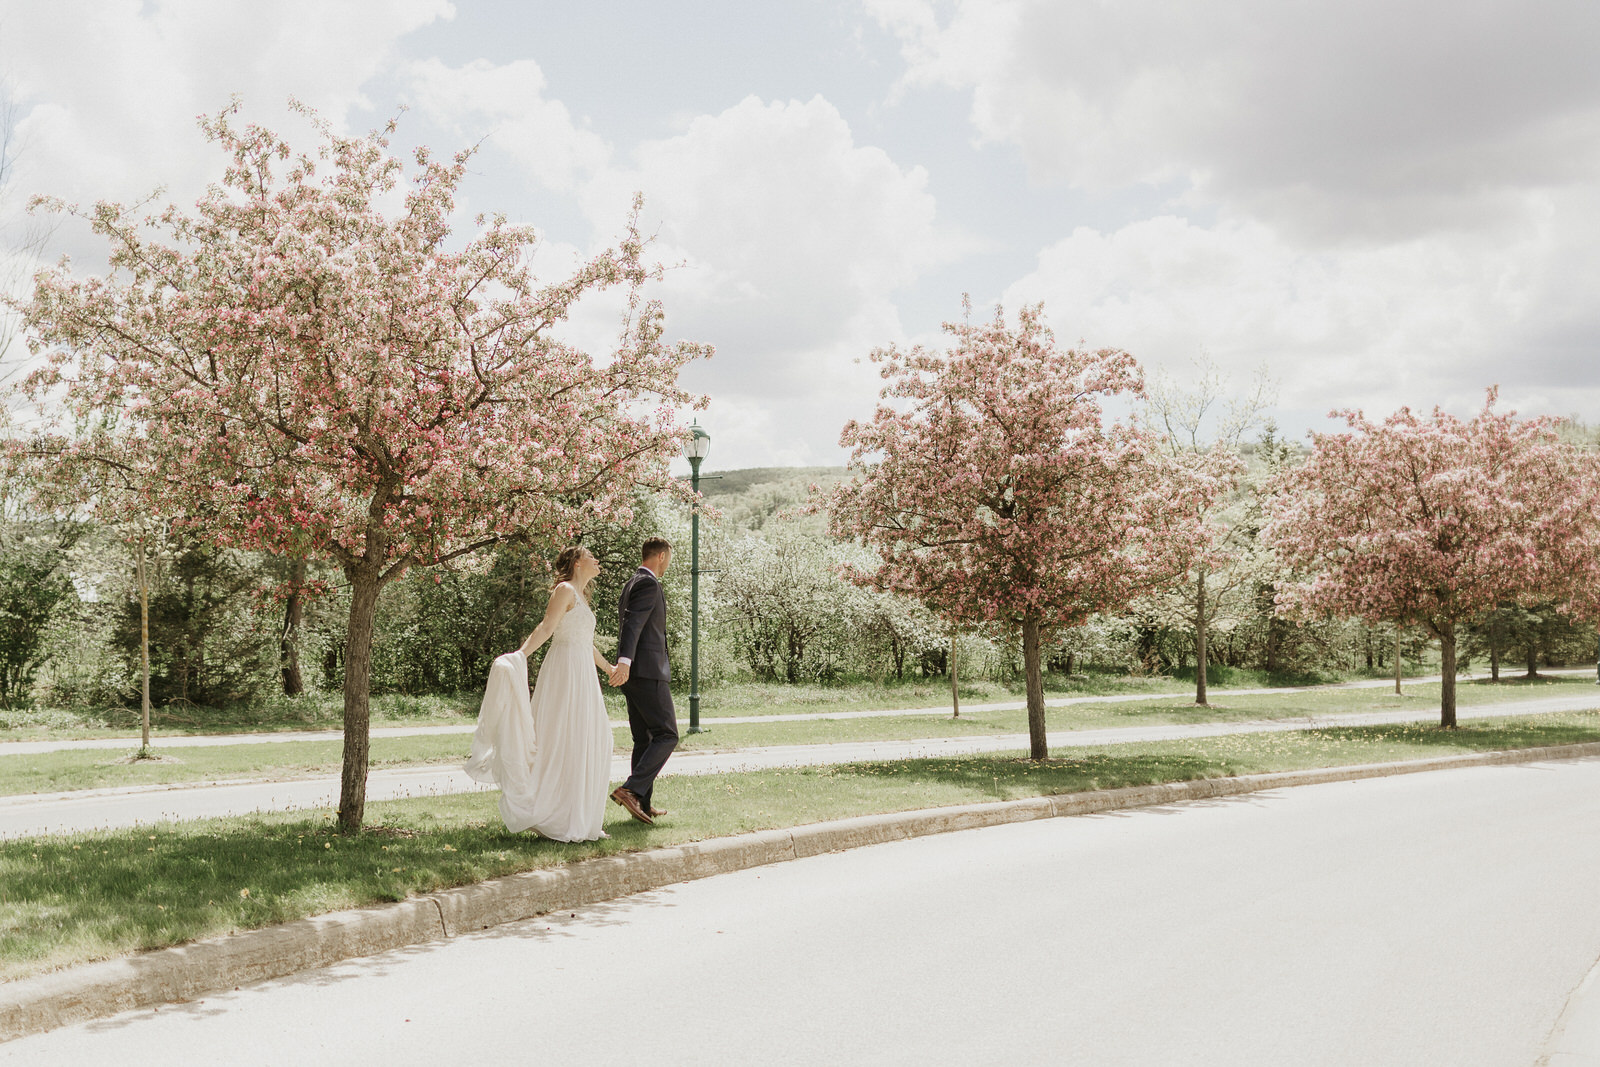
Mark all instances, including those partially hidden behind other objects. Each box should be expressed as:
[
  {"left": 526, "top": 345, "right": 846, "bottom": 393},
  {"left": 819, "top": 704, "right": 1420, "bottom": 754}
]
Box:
[{"left": 641, "top": 537, "right": 672, "bottom": 562}]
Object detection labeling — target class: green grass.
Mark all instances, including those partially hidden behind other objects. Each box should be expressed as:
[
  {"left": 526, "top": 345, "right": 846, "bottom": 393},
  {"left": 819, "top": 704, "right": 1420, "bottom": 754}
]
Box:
[
  {"left": 0, "top": 691, "right": 485, "bottom": 742},
  {"left": 672, "top": 673, "right": 1597, "bottom": 748},
  {"left": 0, "top": 735, "right": 469, "bottom": 797},
  {"left": 3, "top": 673, "right": 1594, "bottom": 798},
  {"left": 0, "top": 665, "right": 1408, "bottom": 742},
  {"left": 686, "top": 664, "right": 1384, "bottom": 718},
  {"left": 5, "top": 705, "right": 1600, "bottom": 982}
]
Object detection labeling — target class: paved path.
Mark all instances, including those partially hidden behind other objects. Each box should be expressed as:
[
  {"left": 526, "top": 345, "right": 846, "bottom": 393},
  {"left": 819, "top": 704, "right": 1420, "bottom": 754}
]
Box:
[
  {"left": 4, "top": 669, "right": 1587, "bottom": 757},
  {"left": 4, "top": 688, "right": 1598, "bottom": 839},
  {"left": 8, "top": 756, "right": 1600, "bottom": 1065}
]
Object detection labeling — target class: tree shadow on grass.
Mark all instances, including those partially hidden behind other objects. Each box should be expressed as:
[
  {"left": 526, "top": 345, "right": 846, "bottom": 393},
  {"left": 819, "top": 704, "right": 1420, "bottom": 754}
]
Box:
[
  {"left": 812, "top": 713, "right": 1600, "bottom": 804},
  {"left": 0, "top": 801, "right": 649, "bottom": 981},
  {"left": 813, "top": 752, "right": 1243, "bottom": 803},
  {"left": 1311, "top": 716, "right": 1600, "bottom": 755},
  {"left": 1461, "top": 673, "right": 1590, "bottom": 689}
]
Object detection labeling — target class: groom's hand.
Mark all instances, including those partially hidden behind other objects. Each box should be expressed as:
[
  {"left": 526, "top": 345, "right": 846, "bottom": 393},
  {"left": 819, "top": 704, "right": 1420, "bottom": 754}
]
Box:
[{"left": 609, "top": 663, "right": 630, "bottom": 686}]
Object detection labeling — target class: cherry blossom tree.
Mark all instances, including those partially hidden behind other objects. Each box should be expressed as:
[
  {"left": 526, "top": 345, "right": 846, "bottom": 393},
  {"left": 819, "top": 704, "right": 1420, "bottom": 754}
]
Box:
[
  {"left": 11, "top": 105, "right": 707, "bottom": 829},
  {"left": 1135, "top": 356, "right": 1271, "bottom": 704},
  {"left": 1542, "top": 446, "right": 1600, "bottom": 670},
  {"left": 1263, "top": 392, "right": 1595, "bottom": 727},
  {"left": 827, "top": 303, "right": 1217, "bottom": 759}
]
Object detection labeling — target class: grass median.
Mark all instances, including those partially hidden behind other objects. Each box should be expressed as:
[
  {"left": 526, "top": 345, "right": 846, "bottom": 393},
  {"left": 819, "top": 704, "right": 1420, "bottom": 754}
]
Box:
[
  {"left": 3, "top": 673, "right": 1593, "bottom": 798},
  {"left": 0, "top": 665, "right": 1381, "bottom": 743},
  {"left": 4, "top": 706, "right": 1600, "bottom": 982}
]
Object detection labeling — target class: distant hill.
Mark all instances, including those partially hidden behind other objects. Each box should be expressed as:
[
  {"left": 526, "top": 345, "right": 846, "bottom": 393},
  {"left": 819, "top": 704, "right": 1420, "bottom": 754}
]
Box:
[
  {"left": 683, "top": 465, "right": 852, "bottom": 531},
  {"left": 692, "top": 466, "right": 849, "bottom": 499}
]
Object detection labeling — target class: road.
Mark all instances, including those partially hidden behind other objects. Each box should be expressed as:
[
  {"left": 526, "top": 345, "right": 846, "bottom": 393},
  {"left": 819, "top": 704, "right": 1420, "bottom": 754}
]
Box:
[
  {"left": 7, "top": 756, "right": 1600, "bottom": 1065},
  {"left": 5, "top": 688, "right": 1600, "bottom": 839}
]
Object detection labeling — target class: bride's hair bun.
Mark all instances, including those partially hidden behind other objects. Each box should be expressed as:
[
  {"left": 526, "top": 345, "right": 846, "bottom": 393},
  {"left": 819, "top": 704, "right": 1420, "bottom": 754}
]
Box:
[{"left": 551, "top": 546, "right": 591, "bottom": 598}]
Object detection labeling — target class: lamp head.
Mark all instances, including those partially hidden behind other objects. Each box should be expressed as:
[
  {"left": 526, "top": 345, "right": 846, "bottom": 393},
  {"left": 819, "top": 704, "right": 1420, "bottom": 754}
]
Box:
[{"left": 685, "top": 420, "right": 711, "bottom": 462}]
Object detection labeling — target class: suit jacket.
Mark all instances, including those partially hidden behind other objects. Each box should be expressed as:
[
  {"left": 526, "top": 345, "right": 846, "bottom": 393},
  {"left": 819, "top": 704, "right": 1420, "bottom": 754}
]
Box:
[{"left": 617, "top": 566, "right": 670, "bottom": 681}]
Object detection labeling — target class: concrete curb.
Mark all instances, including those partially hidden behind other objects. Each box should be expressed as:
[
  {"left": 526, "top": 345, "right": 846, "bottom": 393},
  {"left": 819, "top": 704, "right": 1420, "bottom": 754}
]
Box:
[{"left": 6, "top": 739, "right": 1600, "bottom": 1043}]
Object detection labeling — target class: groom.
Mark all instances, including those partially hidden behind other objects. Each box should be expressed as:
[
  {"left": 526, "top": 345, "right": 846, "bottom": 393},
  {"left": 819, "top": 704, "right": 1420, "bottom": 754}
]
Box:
[{"left": 608, "top": 537, "right": 676, "bottom": 825}]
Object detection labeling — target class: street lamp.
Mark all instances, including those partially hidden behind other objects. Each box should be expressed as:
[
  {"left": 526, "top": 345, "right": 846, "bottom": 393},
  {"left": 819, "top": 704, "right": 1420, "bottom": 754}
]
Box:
[{"left": 685, "top": 421, "right": 710, "bottom": 733}]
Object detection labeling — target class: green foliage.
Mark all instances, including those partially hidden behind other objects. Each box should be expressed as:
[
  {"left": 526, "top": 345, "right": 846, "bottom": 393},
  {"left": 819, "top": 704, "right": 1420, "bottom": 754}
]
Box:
[
  {"left": 109, "top": 536, "right": 273, "bottom": 707},
  {"left": 1463, "top": 602, "right": 1594, "bottom": 678},
  {"left": 712, "top": 522, "right": 854, "bottom": 682},
  {"left": 0, "top": 462, "right": 1592, "bottom": 715},
  {"left": 371, "top": 541, "right": 552, "bottom": 695},
  {"left": 0, "top": 521, "right": 78, "bottom": 708}
]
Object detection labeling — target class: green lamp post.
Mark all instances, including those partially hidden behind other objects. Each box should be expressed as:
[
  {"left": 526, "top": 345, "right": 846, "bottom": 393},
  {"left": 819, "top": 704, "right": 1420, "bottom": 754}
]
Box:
[{"left": 685, "top": 421, "right": 710, "bottom": 733}]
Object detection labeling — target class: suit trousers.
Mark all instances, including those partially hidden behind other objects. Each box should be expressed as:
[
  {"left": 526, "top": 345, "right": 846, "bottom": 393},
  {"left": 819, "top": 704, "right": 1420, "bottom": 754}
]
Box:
[{"left": 620, "top": 675, "right": 677, "bottom": 809}]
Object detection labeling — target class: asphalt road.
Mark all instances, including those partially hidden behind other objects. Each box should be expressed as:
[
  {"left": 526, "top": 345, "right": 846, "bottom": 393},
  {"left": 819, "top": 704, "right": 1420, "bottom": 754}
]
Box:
[
  {"left": 8, "top": 756, "right": 1600, "bottom": 1065},
  {"left": 6, "top": 689, "right": 1600, "bottom": 839}
]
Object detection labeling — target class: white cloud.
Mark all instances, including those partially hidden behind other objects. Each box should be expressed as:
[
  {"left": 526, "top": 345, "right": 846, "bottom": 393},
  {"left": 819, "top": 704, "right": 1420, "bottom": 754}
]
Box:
[
  {"left": 997, "top": 199, "right": 1600, "bottom": 426},
  {"left": 385, "top": 71, "right": 961, "bottom": 459},
  {"left": 399, "top": 57, "right": 609, "bottom": 194},
  {"left": 583, "top": 94, "right": 959, "bottom": 393},
  {"left": 576, "top": 93, "right": 970, "bottom": 464},
  {"left": 870, "top": 0, "right": 1600, "bottom": 438},
  {"left": 871, "top": 0, "right": 1600, "bottom": 244},
  {"left": 0, "top": 0, "right": 453, "bottom": 213}
]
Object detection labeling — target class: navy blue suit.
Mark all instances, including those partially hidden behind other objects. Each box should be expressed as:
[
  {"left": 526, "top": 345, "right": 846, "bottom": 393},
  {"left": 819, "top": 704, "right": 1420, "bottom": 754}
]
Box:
[{"left": 616, "top": 566, "right": 676, "bottom": 808}]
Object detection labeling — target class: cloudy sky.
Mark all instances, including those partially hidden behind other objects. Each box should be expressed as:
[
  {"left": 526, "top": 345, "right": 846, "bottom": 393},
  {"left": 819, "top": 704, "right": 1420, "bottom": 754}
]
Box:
[{"left": 2, "top": 0, "right": 1598, "bottom": 470}]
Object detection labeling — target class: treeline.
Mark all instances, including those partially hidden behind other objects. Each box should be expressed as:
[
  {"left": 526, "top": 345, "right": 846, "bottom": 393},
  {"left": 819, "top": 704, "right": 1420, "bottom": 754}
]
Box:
[{"left": 1, "top": 446, "right": 1591, "bottom": 715}]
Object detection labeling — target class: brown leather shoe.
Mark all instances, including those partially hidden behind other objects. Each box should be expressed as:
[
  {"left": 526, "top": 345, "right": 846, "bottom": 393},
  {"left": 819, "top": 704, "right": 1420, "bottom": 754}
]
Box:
[
  {"left": 610, "top": 786, "right": 654, "bottom": 825},
  {"left": 647, "top": 807, "right": 668, "bottom": 818}
]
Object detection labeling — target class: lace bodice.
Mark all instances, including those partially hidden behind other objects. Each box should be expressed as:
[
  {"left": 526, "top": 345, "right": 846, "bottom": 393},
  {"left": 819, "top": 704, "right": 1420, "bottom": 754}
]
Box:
[{"left": 550, "top": 587, "right": 596, "bottom": 648}]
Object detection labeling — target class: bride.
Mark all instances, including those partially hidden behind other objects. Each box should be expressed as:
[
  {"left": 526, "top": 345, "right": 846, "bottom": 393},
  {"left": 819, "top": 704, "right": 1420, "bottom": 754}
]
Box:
[{"left": 464, "top": 546, "right": 616, "bottom": 842}]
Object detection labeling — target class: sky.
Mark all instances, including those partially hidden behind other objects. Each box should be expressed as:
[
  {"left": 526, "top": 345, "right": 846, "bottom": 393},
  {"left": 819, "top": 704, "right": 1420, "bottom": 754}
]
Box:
[{"left": 2, "top": 0, "right": 1598, "bottom": 472}]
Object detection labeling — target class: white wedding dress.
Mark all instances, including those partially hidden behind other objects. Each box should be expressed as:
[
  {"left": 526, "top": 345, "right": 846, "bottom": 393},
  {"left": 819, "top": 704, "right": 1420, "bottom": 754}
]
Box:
[{"left": 464, "top": 587, "right": 612, "bottom": 841}]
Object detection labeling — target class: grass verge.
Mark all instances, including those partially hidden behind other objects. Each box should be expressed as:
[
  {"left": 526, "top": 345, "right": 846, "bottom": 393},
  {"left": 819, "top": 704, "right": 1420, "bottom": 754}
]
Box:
[
  {"left": 4, "top": 674, "right": 1593, "bottom": 797},
  {"left": 4, "top": 706, "right": 1600, "bottom": 982},
  {"left": 0, "top": 665, "right": 1403, "bottom": 742}
]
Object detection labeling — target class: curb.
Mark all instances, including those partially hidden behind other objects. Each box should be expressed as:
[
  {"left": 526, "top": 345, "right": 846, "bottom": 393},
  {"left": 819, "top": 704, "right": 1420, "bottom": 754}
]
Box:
[{"left": 6, "top": 739, "right": 1600, "bottom": 1043}]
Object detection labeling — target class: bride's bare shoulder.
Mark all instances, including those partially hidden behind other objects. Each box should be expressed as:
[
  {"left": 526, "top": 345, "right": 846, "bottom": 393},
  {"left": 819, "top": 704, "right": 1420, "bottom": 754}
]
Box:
[{"left": 549, "top": 582, "right": 578, "bottom": 611}]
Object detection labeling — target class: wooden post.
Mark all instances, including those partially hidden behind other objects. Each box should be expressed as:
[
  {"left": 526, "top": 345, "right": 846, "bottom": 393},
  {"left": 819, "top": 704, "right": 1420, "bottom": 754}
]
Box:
[{"left": 137, "top": 533, "right": 151, "bottom": 753}]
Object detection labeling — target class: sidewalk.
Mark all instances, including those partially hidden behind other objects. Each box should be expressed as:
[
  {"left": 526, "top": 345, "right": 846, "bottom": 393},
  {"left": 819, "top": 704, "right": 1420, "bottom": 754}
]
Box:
[
  {"left": 3, "top": 688, "right": 1597, "bottom": 839},
  {"left": 5, "top": 669, "right": 1584, "bottom": 756}
]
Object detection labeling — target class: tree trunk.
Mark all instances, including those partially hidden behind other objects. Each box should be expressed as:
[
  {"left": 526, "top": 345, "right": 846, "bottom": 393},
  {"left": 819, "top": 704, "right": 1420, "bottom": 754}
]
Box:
[
  {"left": 137, "top": 537, "right": 151, "bottom": 752},
  {"left": 281, "top": 557, "right": 305, "bottom": 696},
  {"left": 1525, "top": 641, "right": 1538, "bottom": 680},
  {"left": 338, "top": 569, "right": 382, "bottom": 832},
  {"left": 1490, "top": 642, "right": 1499, "bottom": 682},
  {"left": 949, "top": 631, "right": 959, "bottom": 719},
  {"left": 1136, "top": 626, "right": 1158, "bottom": 675},
  {"left": 1194, "top": 568, "right": 1209, "bottom": 706},
  {"left": 1394, "top": 627, "right": 1402, "bottom": 695},
  {"left": 1022, "top": 615, "right": 1047, "bottom": 760},
  {"left": 1439, "top": 626, "right": 1458, "bottom": 728},
  {"left": 1065, "top": 651, "right": 1075, "bottom": 675}
]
